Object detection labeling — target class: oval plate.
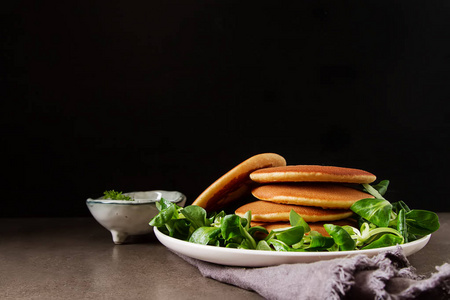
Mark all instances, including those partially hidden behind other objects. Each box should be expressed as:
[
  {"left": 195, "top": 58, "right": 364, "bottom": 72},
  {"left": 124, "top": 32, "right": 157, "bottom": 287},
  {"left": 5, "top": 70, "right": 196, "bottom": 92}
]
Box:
[{"left": 154, "top": 227, "right": 431, "bottom": 267}]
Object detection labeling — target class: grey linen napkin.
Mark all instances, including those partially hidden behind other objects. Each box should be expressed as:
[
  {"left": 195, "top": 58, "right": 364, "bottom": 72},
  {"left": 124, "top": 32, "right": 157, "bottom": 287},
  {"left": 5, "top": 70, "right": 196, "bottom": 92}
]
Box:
[{"left": 175, "top": 247, "right": 450, "bottom": 300}]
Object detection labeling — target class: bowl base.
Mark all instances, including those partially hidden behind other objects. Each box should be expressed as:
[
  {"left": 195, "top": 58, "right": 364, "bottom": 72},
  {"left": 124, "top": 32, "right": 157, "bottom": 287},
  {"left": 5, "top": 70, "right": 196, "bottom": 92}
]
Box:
[{"left": 111, "top": 230, "right": 128, "bottom": 244}]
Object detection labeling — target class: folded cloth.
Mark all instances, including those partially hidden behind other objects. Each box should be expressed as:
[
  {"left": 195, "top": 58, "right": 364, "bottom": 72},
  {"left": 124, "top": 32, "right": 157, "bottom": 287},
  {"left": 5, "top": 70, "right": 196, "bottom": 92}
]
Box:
[{"left": 175, "top": 247, "right": 450, "bottom": 300}]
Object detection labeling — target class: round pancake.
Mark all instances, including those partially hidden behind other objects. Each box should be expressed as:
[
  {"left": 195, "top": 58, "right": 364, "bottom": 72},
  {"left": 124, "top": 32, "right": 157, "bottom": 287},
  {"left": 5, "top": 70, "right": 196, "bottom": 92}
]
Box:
[
  {"left": 235, "top": 200, "right": 353, "bottom": 222},
  {"left": 251, "top": 219, "right": 357, "bottom": 237},
  {"left": 191, "top": 153, "right": 286, "bottom": 212},
  {"left": 251, "top": 183, "right": 373, "bottom": 209},
  {"left": 250, "top": 165, "right": 376, "bottom": 184}
]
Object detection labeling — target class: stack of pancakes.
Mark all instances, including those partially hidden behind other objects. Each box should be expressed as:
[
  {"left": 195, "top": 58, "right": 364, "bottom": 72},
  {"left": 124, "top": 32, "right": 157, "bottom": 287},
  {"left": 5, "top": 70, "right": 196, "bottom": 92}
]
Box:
[
  {"left": 235, "top": 165, "right": 376, "bottom": 236},
  {"left": 192, "top": 153, "right": 376, "bottom": 237}
]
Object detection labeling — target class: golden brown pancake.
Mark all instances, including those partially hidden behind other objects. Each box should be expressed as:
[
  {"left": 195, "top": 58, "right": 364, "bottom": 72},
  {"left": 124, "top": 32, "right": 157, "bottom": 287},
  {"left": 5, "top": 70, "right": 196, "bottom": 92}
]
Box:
[
  {"left": 251, "top": 219, "right": 357, "bottom": 237},
  {"left": 251, "top": 183, "right": 373, "bottom": 209},
  {"left": 191, "top": 153, "right": 286, "bottom": 212},
  {"left": 250, "top": 165, "right": 376, "bottom": 184},
  {"left": 235, "top": 200, "right": 353, "bottom": 222}
]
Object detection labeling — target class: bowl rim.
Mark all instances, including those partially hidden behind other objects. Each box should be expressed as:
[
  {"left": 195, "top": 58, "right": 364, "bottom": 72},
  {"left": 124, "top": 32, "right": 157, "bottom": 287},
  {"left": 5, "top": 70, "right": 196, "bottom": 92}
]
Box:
[{"left": 86, "top": 190, "right": 186, "bottom": 205}]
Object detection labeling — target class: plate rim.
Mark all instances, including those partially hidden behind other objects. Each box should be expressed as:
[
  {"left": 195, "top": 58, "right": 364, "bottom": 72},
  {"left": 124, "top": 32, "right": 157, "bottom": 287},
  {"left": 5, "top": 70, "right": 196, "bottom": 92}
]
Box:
[{"left": 154, "top": 226, "right": 431, "bottom": 259}]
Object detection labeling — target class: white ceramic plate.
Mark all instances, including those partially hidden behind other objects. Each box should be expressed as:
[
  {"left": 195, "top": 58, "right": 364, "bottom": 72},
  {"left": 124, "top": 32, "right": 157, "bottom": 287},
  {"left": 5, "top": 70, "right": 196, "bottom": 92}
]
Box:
[{"left": 154, "top": 227, "right": 431, "bottom": 267}]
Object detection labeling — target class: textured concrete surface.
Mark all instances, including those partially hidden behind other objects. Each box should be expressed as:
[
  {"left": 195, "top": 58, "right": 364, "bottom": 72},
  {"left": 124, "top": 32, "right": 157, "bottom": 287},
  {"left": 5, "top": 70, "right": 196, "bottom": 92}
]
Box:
[{"left": 0, "top": 213, "right": 448, "bottom": 299}]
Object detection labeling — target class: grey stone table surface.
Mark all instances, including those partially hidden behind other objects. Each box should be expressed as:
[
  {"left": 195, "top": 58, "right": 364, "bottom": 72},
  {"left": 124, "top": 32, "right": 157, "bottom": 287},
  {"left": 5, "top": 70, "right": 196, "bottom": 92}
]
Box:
[{"left": 1, "top": 213, "right": 449, "bottom": 299}]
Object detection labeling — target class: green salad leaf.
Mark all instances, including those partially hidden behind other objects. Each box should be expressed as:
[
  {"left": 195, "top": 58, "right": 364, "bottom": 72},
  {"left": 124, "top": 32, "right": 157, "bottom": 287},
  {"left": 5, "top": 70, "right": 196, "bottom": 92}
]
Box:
[
  {"left": 189, "top": 227, "right": 221, "bottom": 245},
  {"left": 363, "top": 180, "right": 390, "bottom": 196},
  {"left": 404, "top": 210, "right": 440, "bottom": 236},
  {"left": 290, "top": 209, "right": 310, "bottom": 232},
  {"left": 181, "top": 205, "right": 210, "bottom": 229},
  {"left": 149, "top": 198, "right": 177, "bottom": 227},
  {"left": 362, "top": 234, "right": 403, "bottom": 250},
  {"left": 397, "top": 208, "right": 408, "bottom": 243},
  {"left": 256, "top": 240, "right": 272, "bottom": 251},
  {"left": 274, "top": 226, "right": 304, "bottom": 246},
  {"left": 324, "top": 224, "right": 356, "bottom": 251},
  {"left": 350, "top": 198, "right": 392, "bottom": 227}
]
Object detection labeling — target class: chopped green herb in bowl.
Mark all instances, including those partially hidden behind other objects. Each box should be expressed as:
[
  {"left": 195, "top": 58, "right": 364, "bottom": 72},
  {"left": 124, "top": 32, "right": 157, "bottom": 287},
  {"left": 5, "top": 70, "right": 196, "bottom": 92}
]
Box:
[{"left": 103, "top": 190, "right": 134, "bottom": 201}]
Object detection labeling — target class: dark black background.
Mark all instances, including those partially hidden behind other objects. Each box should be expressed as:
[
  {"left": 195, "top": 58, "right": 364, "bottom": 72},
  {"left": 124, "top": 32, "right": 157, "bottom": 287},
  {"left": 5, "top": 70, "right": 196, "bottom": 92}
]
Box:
[{"left": 2, "top": 1, "right": 450, "bottom": 217}]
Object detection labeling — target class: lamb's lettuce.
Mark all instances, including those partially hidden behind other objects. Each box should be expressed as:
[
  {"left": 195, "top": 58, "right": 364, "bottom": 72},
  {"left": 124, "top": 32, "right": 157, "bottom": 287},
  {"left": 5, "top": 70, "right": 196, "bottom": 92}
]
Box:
[
  {"left": 181, "top": 205, "right": 210, "bottom": 229},
  {"left": 351, "top": 198, "right": 392, "bottom": 227},
  {"left": 362, "top": 234, "right": 403, "bottom": 250},
  {"left": 363, "top": 180, "right": 389, "bottom": 196},
  {"left": 324, "top": 224, "right": 356, "bottom": 251},
  {"left": 189, "top": 227, "right": 221, "bottom": 245},
  {"left": 274, "top": 226, "right": 304, "bottom": 246},
  {"left": 404, "top": 210, "right": 440, "bottom": 236}
]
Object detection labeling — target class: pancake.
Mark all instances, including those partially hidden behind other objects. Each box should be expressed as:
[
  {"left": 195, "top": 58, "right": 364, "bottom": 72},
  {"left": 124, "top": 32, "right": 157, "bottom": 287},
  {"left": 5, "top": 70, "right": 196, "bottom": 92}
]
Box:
[
  {"left": 235, "top": 200, "right": 353, "bottom": 223},
  {"left": 191, "top": 153, "right": 286, "bottom": 212},
  {"left": 251, "top": 183, "right": 373, "bottom": 209},
  {"left": 250, "top": 165, "right": 376, "bottom": 184},
  {"left": 251, "top": 219, "right": 357, "bottom": 237}
]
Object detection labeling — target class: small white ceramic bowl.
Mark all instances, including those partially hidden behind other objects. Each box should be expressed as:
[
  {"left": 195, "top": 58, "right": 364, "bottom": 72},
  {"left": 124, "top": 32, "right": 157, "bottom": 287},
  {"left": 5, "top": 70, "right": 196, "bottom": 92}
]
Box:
[{"left": 86, "top": 190, "right": 186, "bottom": 244}]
